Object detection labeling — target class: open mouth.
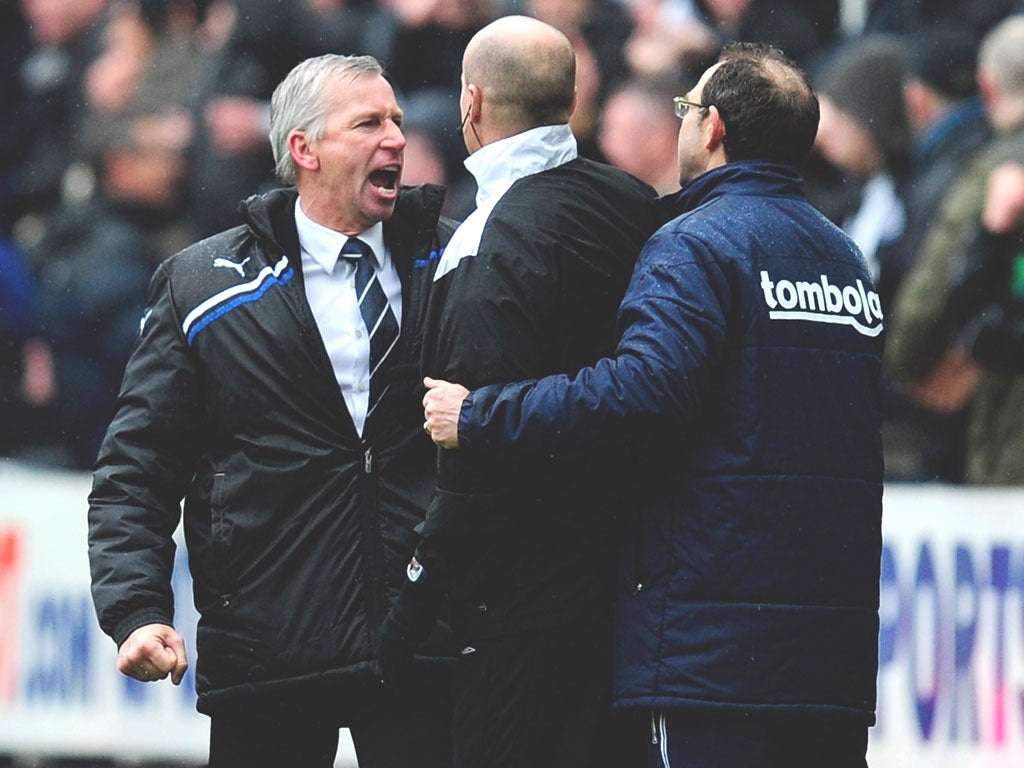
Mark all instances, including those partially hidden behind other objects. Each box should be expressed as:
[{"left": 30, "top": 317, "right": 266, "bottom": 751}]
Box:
[{"left": 369, "top": 166, "right": 400, "bottom": 193}]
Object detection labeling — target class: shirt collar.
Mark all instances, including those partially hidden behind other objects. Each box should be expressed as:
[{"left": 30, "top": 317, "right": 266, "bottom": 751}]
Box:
[
  {"left": 464, "top": 124, "right": 578, "bottom": 208},
  {"left": 294, "top": 197, "right": 387, "bottom": 275}
]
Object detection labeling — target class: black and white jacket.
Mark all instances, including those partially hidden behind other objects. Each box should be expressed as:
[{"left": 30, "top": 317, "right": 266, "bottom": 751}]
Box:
[
  {"left": 88, "top": 185, "right": 455, "bottom": 713},
  {"left": 413, "top": 125, "right": 661, "bottom": 642}
]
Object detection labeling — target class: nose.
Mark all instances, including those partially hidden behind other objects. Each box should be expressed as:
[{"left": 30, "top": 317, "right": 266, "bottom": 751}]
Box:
[{"left": 383, "top": 119, "right": 406, "bottom": 151}]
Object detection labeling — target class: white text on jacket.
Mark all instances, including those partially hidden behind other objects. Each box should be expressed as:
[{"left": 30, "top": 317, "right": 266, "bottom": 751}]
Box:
[{"left": 759, "top": 270, "right": 883, "bottom": 337}]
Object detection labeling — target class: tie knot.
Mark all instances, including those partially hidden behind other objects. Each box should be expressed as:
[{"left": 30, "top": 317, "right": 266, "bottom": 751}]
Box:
[{"left": 340, "top": 237, "right": 373, "bottom": 263}]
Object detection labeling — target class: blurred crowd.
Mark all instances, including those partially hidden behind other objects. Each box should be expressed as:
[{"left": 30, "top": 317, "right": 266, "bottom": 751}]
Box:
[{"left": 1, "top": 0, "right": 1023, "bottom": 483}]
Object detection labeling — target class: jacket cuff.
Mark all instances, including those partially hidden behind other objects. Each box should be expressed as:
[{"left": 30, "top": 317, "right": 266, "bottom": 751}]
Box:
[
  {"left": 113, "top": 607, "right": 174, "bottom": 648},
  {"left": 457, "top": 390, "right": 476, "bottom": 449}
]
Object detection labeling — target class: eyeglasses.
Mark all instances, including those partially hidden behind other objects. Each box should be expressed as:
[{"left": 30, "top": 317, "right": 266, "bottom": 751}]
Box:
[{"left": 673, "top": 96, "right": 709, "bottom": 119}]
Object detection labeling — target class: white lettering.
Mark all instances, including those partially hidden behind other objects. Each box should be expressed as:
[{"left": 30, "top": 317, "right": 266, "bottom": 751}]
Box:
[
  {"left": 777, "top": 280, "right": 798, "bottom": 309},
  {"left": 760, "top": 271, "right": 777, "bottom": 309},
  {"left": 843, "top": 285, "right": 863, "bottom": 317},
  {"left": 760, "top": 269, "right": 884, "bottom": 337},
  {"left": 823, "top": 276, "right": 844, "bottom": 313}
]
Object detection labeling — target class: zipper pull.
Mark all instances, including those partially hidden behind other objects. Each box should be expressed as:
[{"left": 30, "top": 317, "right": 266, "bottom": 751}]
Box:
[{"left": 364, "top": 448, "right": 373, "bottom": 474}]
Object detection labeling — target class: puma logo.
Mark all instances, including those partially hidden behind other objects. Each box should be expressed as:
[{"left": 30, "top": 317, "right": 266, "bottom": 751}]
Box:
[{"left": 213, "top": 256, "right": 251, "bottom": 276}]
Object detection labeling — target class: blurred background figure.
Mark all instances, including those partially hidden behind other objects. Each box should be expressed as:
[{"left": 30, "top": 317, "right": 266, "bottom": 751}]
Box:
[
  {"left": 813, "top": 34, "right": 910, "bottom": 305},
  {"left": 0, "top": 0, "right": 34, "bottom": 235},
  {"left": 6, "top": 0, "right": 109, "bottom": 234},
  {"left": 625, "top": 0, "right": 840, "bottom": 84},
  {"left": 942, "top": 161, "right": 1024, "bottom": 376},
  {"left": 24, "top": 115, "right": 181, "bottom": 468},
  {"left": 874, "top": 24, "right": 991, "bottom": 482},
  {"left": 597, "top": 77, "right": 681, "bottom": 194},
  {"left": 898, "top": 25, "right": 990, "bottom": 293},
  {"left": 861, "top": 0, "right": 1019, "bottom": 39},
  {"left": 1, "top": 0, "right": 1023, "bottom": 488},
  {"left": 886, "top": 15, "right": 1024, "bottom": 485},
  {"left": 0, "top": 233, "right": 52, "bottom": 460}
]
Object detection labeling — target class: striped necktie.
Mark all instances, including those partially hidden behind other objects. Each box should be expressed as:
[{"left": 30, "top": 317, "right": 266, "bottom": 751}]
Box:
[{"left": 340, "top": 238, "right": 400, "bottom": 421}]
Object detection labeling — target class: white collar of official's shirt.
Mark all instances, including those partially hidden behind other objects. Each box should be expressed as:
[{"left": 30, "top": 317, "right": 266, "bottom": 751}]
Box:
[
  {"left": 294, "top": 197, "right": 387, "bottom": 275},
  {"left": 464, "top": 123, "right": 578, "bottom": 209}
]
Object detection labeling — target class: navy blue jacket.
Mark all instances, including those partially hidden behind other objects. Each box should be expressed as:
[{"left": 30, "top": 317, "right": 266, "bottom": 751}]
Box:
[{"left": 457, "top": 161, "right": 884, "bottom": 723}]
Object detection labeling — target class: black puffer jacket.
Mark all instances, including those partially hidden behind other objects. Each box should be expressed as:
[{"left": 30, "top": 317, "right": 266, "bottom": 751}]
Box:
[{"left": 89, "top": 185, "right": 455, "bottom": 713}]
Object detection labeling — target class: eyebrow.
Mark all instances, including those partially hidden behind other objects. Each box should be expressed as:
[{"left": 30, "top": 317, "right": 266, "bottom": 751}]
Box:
[{"left": 349, "top": 107, "right": 404, "bottom": 124}]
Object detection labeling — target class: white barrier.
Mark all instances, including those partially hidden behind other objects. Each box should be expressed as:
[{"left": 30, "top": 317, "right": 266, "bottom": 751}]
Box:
[
  {"left": 0, "top": 461, "right": 356, "bottom": 765},
  {"left": 1, "top": 459, "right": 1023, "bottom": 765},
  {"left": 869, "top": 485, "right": 1024, "bottom": 767}
]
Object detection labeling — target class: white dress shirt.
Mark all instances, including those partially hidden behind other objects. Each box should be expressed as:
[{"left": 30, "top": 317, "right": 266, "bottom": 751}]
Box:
[{"left": 294, "top": 198, "right": 402, "bottom": 436}]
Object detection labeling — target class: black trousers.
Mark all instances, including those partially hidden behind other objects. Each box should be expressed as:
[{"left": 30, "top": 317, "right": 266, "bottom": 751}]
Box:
[
  {"left": 207, "top": 671, "right": 453, "bottom": 768},
  {"left": 451, "top": 622, "right": 643, "bottom": 768},
  {"left": 648, "top": 709, "right": 870, "bottom": 768}
]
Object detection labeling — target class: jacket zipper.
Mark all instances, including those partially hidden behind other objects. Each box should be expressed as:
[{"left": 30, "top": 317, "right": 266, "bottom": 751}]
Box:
[{"left": 359, "top": 441, "right": 387, "bottom": 678}]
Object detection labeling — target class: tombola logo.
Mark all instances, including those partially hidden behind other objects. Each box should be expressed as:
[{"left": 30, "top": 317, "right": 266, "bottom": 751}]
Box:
[{"left": 759, "top": 270, "right": 884, "bottom": 337}]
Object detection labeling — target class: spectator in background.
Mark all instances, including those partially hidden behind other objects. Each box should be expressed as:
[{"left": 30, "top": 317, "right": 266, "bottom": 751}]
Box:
[
  {"left": 0, "top": 1, "right": 34, "bottom": 235},
  {"left": 941, "top": 161, "right": 1024, "bottom": 377},
  {"left": 862, "top": 0, "right": 1018, "bottom": 40},
  {"left": 881, "top": 24, "right": 991, "bottom": 482},
  {"left": 899, "top": 26, "right": 991, "bottom": 291},
  {"left": 0, "top": 234, "right": 52, "bottom": 458},
  {"left": 8, "top": 0, "right": 109, "bottom": 230},
  {"left": 626, "top": 0, "right": 839, "bottom": 83},
  {"left": 598, "top": 77, "right": 682, "bottom": 194},
  {"left": 814, "top": 35, "right": 910, "bottom": 304},
  {"left": 887, "top": 15, "right": 1024, "bottom": 485},
  {"left": 386, "top": 0, "right": 490, "bottom": 104},
  {"left": 28, "top": 115, "right": 181, "bottom": 468},
  {"left": 81, "top": 0, "right": 207, "bottom": 256}
]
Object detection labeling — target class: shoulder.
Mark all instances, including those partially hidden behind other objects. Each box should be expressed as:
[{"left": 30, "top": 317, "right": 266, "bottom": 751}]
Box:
[
  {"left": 156, "top": 224, "right": 292, "bottom": 315},
  {"left": 505, "top": 157, "right": 655, "bottom": 201}
]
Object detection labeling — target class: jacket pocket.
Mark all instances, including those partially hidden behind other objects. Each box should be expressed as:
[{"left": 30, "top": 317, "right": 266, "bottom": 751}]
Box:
[
  {"left": 211, "top": 471, "right": 229, "bottom": 545},
  {"left": 202, "top": 471, "right": 235, "bottom": 609}
]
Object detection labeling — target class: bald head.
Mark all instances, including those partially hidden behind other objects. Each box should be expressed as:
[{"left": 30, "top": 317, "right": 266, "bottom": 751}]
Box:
[
  {"left": 979, "top": 16, "right": 1024, "bottom": 101},
  {"left": 463, "top": 15, "right": 576, "bottom": 133}
]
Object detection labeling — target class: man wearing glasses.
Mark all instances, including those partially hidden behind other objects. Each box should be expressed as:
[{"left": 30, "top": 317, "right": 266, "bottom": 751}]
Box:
[{"left": 424, "top": 43, "right": 884, "bottom": 768}]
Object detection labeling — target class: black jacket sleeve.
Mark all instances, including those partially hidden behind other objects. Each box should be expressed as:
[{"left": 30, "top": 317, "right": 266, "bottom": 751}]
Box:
[
  {"left": 382, "top": 216, "right": 564, "bottom": 659},
  {"left": 87, "top": 262, "right": 204, "bottom": 647}
]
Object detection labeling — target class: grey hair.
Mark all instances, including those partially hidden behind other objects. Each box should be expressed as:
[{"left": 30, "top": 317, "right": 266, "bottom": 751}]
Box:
[
  {"left": 979, "top": 16, "right": 1024, "bottom": 99},
  {"left": 269, "top": 54, "right": 384, "bottom": 184}
]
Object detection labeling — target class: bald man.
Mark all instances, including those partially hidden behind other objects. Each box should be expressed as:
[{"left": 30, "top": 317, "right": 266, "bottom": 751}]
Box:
[{"left": 380, "top": 15, "right": 661, "bottom": 768}]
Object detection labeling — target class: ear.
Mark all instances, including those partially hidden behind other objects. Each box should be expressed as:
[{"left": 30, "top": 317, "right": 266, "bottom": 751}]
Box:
[
  {"left": 467, "top": 83, "right": 484, "bottom": 122},
  {"left": 705, "top": 105, "right": 726, "bottom": 152},
  {"left": 288, "top": 129, "right": 319, "bottom": 173},
  {"left": 568, "top": 88, "right": 578, "bottom": 119}
]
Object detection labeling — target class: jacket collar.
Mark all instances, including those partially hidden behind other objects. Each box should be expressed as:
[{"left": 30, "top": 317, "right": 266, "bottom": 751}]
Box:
[
  {"left": 240, "top": 184, "right": 446, "bottom": 281},
  {"left": 464, "top": 124, "right": 578, "bottom": 208},
  {"left": 658, "top": 161, "right": 806, "bottom": 220}
]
